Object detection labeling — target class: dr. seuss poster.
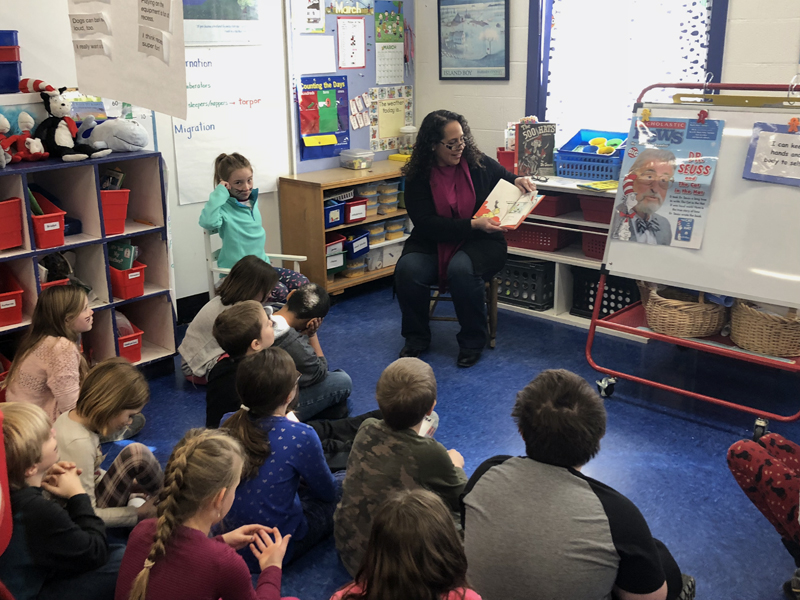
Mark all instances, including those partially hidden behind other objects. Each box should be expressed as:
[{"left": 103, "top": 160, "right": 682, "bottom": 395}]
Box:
[{"left": 610, "top": 117, "right": 724, "bottom": 250}]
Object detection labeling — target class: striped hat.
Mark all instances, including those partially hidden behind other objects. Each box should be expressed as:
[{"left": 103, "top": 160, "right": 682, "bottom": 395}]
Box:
[{"left": 19, "top": 79, "right": 56, "bottom": 94}]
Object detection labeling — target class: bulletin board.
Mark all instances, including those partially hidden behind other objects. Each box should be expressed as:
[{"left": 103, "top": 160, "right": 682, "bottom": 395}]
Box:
[{"left": 289, "top": 0, "right": 415, "bottom": 173}]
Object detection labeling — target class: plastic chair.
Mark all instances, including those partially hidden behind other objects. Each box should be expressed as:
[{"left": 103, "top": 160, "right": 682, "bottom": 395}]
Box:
[
  {"left": 203, "top": 228, "right": 307, "bottom": 300},
  {"left": 429, "top": 278, "right": 499, "bottom": 349}
]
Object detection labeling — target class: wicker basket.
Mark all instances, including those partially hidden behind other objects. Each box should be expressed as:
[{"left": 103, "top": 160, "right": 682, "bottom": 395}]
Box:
[
  {"left": 730, "top": 301, "right": 800, "bottom": 357},
  {"left": 638, "top": 283, "right": 727, "bottom": 338}
]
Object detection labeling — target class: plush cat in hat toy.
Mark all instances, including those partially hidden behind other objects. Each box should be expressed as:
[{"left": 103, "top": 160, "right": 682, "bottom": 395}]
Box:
[{"left": 19, "top": 78, "right": 112, "bottom": 162}]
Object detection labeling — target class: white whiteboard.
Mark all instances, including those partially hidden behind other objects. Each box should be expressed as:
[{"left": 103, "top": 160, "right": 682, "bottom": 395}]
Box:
[{"left": 605, "top": 104, "right": 800, "bottom": 309}]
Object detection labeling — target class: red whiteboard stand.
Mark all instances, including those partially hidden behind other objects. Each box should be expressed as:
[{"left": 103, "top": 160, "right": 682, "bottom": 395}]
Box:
[
  {"left": 585, "top": 273, "right": 800, "bottom": 429},
  {"left": 584, "top": 82, "right": 800, "bottom": 437}
]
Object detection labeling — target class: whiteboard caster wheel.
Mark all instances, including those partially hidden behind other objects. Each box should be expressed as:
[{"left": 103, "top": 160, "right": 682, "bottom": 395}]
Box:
[
  {"left": 597, "top": 377, "right": 616, "bottom": 398},
  {"left": 753, "top": 418, "right": 769, "bottom": 442}
]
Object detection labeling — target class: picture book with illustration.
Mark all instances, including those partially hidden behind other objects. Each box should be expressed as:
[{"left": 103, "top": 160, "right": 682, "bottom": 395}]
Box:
[
  {"left": 474, "top": 179, "right": 544, "bottom": 229},
  {"left": 515, "top": 121, "right": 556, "bottom": 176}
]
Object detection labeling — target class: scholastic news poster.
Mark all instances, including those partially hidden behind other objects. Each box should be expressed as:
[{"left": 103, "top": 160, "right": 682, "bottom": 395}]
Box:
[{"left": 610, "top": 117, "right": 724, "bottom": 250}]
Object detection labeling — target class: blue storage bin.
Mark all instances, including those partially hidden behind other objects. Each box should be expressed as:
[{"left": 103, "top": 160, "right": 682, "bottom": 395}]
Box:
[
  {"left": 555, "top": 153, "right": 623, "bottom": 181},
  {"left": 555, "top": 128, "right": 627, "bottom": 181},
  {"left": 0, "top": 61, "right": 21, "bottom": 94},
  {"left": 324, "top": 199, "right": 344, "bottom": 229},
  {"left": 343, "top": 229, "right": 369, "bottom": 259},
  {"left": 0, "top": 31, "right": 18, "bottom": 47},
  {"left": 558, "top": 129, "right": 627, "bottom": 159}
]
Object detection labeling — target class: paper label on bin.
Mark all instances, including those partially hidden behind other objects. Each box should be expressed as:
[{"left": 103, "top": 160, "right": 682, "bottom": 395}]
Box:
[
  {"left": 123, "top": 339, "right": 139, "bottom": 348},
  {"left": 128, "top": 271, "right": 141, "bottom": 279},
  {"left": 353, "top": 237, "right": 368, "bottom": 253},
  {"left": 350, "top": 205, "right": 367, "bottom": 220},
  {"left": 328, "top": 209, "right": 341, "bottom": 222},
  {"left": 0, "top": 300, "right": 16, "bottom": 309},
  {"left": 327, "top": 254, "right": 344, "bottom": 269},
  {"left": 44, "top": 222, "right": 60, "bottom": 231}
]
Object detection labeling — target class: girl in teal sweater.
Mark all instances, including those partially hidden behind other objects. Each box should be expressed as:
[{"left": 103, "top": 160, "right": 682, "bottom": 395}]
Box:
[{"left": 199, "top": 153, "right": 308, "bottom": 303}]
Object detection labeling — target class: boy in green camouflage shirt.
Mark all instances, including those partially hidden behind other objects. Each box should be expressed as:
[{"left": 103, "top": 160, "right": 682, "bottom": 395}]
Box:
[{"left": 333, "top": 358, "right": 467, "bottom": 576}]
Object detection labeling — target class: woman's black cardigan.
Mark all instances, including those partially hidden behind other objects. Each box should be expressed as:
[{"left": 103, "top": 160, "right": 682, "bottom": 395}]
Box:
[{"left": 402, "top": 156, "right": 517, "bottom": 277}]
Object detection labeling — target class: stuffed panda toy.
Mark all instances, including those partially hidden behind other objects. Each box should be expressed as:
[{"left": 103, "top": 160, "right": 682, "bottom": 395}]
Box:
[{"left": 20, "top": 78, "right": 112, "bottom": 162}]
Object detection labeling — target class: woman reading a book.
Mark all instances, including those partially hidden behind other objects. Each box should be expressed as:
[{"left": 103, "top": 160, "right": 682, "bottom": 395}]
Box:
[{"left": 396, "top": 109, "right": 536, "bottom": 368}]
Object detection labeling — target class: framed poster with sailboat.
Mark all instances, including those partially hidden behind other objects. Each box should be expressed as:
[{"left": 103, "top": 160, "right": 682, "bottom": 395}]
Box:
[{"left": 438, "top": 0, "right": 510, "bottom": 80}]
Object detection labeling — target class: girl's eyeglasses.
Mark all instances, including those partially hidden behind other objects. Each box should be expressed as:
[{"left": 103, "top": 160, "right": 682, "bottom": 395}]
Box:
[{"left": 439, "top": 139, "right": 466, "bottom": 151}]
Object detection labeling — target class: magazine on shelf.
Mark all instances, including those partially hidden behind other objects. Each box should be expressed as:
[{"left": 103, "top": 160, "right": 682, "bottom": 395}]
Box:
[{"left": 473, "top": 179, "right": 544, "bottom": 230}]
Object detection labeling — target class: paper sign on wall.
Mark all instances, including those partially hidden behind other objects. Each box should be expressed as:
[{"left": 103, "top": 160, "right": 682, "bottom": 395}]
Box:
[
  {"left": 138, "top": 0, "right": 172, "bottom": 32},
  {"left": 73, "top": 39, "right": 109, "bottom": 57},
  {"left": 69, "top": 12, "right": 110, "bottom": 35},
  {"left": 138, "top": 25, "right": 169, "bottom": 62},
  {"left": 378, "top": 98, "right": 404, "bottom": 138},
  {"left": 743, "top": 122, "right": 800, "bottom": 188}
]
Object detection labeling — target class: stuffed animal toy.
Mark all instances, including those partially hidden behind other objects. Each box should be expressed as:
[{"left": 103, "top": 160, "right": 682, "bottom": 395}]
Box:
[
  {"left": 77, "top": 116, "right": 149, "bottom": 152},
  {"left": 20, "top": 78, "right": 112, "bottom": 162},
  {"left": 11, "top": 112, "right": 48, "bottom": 162},
  {"left": 0, "top": 114, "right": 18, "bottom": 166}
]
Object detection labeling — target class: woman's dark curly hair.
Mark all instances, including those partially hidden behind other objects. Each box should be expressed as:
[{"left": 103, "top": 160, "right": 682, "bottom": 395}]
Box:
[{"left": 401, "top": 110, "right": 484, "bottom": 182}]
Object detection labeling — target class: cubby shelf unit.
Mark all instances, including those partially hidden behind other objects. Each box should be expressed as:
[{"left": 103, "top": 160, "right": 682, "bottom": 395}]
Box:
[
  {"left": 0, "top": 151, "right": 176, "bottom": 367},
  {"left": 503, "top": 180, "right": 644, "bottom": 343},
  {"left": 279, "top": 161, "right": 407, "bottom": 294}
]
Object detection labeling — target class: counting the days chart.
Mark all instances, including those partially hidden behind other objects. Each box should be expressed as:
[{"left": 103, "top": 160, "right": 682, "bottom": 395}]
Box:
[{"left": 376, "top": 42, "right": 404, "bottom": 84}]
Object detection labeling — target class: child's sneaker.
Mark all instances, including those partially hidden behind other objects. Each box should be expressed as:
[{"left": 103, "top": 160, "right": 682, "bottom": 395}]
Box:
[
  {"left": 783, "top": 568, "right": 800, "bottom": 600},
  {"left": 676, "top": 574, "right": 696, "bottom": 600}
]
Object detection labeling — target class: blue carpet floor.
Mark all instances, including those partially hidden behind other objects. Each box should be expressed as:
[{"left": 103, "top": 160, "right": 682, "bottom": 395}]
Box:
[{"left": 108, "top": 283, "right": 800, "bottom": 600}]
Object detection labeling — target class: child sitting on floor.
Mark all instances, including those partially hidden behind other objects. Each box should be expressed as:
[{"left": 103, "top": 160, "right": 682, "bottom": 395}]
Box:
[
  {"left": 332, "top": 489, "right": 481, "bottom": 600},
  {"left": 334, "top": 358, "right": 467, "bottom": 576},
  {"left": 271, "top": 283, "right": 351, "bottom": 422},
  {"left": 3, "top": 285, "right": 91, "bottom": 422},
  {"left": 198, "top": 152, "right": 308, "bottom": 304},
  {"left": 180, "top": 255, "right": 279, "bottom": 383},
  {"left": 0, "top": 402, "right": 124, "bottom": 600},
  {"left": 206, "top": 300, "right": 275, "bottom": 428},
  {"left": 54, "top": 358, "right": 163, "bottom": 528},
  {"left": 115, "top": 428, "right": 297, "bottom": 600},
  {"left": 221, "top": 348, "right": 343, "bottom": 571}
]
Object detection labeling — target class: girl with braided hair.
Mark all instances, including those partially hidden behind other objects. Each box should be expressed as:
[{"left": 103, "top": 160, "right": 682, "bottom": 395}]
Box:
[{"left": 115, "top": 429, "right": 298, "bottom": 600}]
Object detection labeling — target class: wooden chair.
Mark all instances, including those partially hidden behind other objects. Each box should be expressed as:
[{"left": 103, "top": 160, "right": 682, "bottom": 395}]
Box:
[
  {"left": 203, "top": 228, "right": 307, "bottom": 300},
  {"left": 428, "top": 278, "right": 499, "bottom": 349}
]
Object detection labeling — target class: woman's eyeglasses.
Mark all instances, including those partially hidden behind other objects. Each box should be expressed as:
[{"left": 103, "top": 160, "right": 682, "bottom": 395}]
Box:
[{"left": 439, "top": 139, "right": 466, "bottom": 151}]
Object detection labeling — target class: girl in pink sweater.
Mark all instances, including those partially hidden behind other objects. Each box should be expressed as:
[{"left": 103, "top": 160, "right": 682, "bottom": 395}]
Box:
[
  {"left": 331, "top": 489, "right": 482, "bottom": 600},
  {"left": 3, "top": 285, "right": 92, "bottom": 422},
  {"left": 116, "top": 428, "right": 298, "bottom": 600}
]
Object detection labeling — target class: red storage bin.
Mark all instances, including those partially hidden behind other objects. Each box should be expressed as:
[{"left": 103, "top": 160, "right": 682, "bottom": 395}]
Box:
[
  {"left": 110, "top": 260, "right": 146, "bottom": 300},
  {"left": 504, "top": 223, "right": 578, "bottom": 252},
  {"left": 497, "top": 147, "right": 515, "bottom": 173},
  {"left": 0, "top": 266, "right": 23, "bottom": 327},
  {"left": 101, "top": 189, "right": 130, "bottom": 235},
  {"left": 531, "top": 194, "right": 580, "bottom": 217},
  {"left": 31, "top": 195, "right": 66, "bottom": 249},
  {"left": 0, "top": 352, "right": 10, "bottom": 402},
  {"left": 118, "top": 323, "right": 144, "bottom": 363},
  {"left": 325, "top": 232, "right": 346, "bottom": 255},
  {"left": 344, "top": 198, "right": 368, "bottom": 223},
  {"left": 578, "top": 195, "right": 614, "bottom": 224},
  {"left": 0, "top": 46, "right": 19, "bottom": 62},
  {"left": 41, "top": 278, "right": 70, "bottom": 290},
  {"left": 0, "top": 197, "right": 23, "bottom": 250},
  {"left": 582, "top": 232, "right": 607, "bottom": 260}
]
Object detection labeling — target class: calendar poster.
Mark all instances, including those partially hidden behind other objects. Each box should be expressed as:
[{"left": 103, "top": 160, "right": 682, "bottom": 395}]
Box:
[{"left": 376, "top": 43, "right": 404, "bottom": 84}]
